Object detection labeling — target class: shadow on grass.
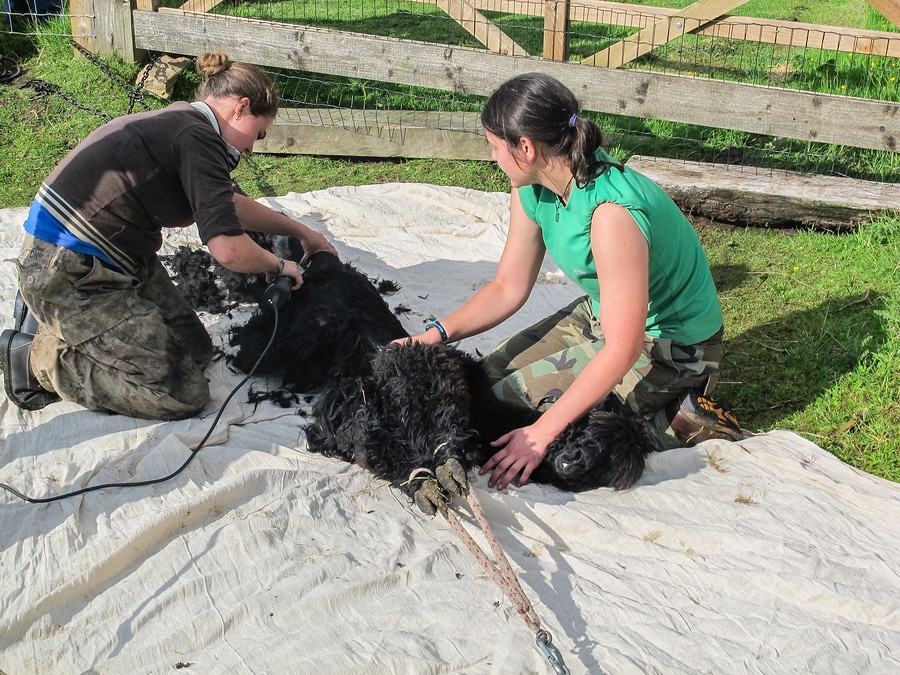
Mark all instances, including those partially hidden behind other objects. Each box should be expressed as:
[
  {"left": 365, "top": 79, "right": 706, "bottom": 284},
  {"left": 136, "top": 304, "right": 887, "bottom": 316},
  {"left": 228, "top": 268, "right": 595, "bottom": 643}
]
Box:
[
  {"left": 709, "top": 262, "right": 750, "bottom": 294},
  {"left": 714, "top": 283, "right": 887, "bottom": 435}
]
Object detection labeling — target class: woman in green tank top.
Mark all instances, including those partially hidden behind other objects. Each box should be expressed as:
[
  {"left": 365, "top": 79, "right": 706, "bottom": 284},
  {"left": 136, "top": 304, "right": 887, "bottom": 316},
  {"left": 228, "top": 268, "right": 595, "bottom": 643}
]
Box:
[{"left": 405, "top": 73, "right": 744, "bottom": 490}]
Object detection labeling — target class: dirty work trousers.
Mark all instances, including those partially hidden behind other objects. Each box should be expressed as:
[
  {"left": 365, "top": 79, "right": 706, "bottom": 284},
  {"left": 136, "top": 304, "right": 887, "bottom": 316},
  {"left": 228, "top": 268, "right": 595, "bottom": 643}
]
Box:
[
  {"left": 481, "top": 296, "right": 724, "bottom": 450},
  {"left": 16, "top": 234, "right": 213, "bottom": 420}
]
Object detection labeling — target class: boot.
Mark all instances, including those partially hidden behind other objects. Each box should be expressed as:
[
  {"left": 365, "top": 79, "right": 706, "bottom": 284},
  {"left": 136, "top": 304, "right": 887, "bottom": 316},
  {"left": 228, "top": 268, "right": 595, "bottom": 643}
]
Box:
[
  {"left": 666, "top": 389, "right": 744, "bottom": 446},
  {"left": 13, "top": 291, "right": 39, "bottom": 334},
  {"left": 2, "top": 329, "right": 60, "bottom": 411}
]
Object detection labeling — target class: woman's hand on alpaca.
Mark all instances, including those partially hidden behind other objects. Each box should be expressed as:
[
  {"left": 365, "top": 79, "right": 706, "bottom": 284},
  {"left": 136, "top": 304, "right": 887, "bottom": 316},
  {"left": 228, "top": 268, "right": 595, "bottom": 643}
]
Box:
[
  {"left": 298, "top": 230, "right": 339, "bottom": 265},
  {"left": 480, "top": 425, "right": 551, "bottom": 490},
  {"left": 390, "top": 330, "right": 443, "bottom": 347}
]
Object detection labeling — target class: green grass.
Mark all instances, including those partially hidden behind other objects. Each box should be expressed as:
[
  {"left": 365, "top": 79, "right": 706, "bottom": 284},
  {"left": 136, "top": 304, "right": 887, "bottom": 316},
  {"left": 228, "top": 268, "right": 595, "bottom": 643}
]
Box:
[
  {"left": 1, "top": 12, "right": 898, "bottom": 482},
  {"left": 695, "top": 217, "right": 900, "bottom": 481}
]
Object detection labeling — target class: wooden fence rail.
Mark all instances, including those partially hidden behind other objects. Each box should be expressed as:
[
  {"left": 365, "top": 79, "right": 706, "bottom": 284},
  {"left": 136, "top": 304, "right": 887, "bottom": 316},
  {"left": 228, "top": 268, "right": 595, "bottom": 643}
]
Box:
[
  {"left": 454, "top": 0, "right": 900, "bottom": 60},
  {"left": 62, "top": 0, "right": 900, "bottom": 182},
  {"left": 129, "top": 10, "right": 899, "bottom": 156}
]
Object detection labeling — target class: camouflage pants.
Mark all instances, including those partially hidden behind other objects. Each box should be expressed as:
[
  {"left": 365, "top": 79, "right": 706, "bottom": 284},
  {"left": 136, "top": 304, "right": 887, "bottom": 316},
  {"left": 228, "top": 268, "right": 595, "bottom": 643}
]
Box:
[
  {"left": 16, "top": 234, "right": 213, "bottom": 420},
  {"left": 482, "top": 296, "right": 723, "bottom": 449}
]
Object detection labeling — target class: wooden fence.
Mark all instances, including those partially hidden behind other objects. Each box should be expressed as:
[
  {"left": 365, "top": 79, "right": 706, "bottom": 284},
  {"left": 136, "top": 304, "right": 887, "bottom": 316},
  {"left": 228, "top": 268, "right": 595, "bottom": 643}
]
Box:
[
  {"left": 65, "top": 0, "right": 900, "bottom": 224},
  {"left": 71, "top": 0, "right": 900, "bottom": 159}
]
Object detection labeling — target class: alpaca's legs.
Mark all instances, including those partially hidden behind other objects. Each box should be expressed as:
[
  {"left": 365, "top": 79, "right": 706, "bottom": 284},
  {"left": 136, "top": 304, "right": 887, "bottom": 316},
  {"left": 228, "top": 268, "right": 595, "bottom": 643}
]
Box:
[{"left": 412, "top": 458, "right": 468, "bottom": 515}]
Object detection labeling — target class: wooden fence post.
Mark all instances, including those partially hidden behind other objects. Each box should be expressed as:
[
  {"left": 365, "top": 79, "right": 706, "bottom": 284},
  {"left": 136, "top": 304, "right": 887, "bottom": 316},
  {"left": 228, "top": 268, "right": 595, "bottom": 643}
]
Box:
[
  {"left": 70, "top": 0, "right": 145, "bottom": 62},
  {"left": 544, "top": 0, "right": 570, "bottom": 60}
]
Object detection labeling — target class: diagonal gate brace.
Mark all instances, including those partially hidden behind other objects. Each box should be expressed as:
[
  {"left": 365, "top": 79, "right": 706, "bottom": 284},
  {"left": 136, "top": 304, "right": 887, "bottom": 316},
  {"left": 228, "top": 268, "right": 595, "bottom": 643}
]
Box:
[{"left": 582, "top": 0, "right": 750, "bottom": 67}]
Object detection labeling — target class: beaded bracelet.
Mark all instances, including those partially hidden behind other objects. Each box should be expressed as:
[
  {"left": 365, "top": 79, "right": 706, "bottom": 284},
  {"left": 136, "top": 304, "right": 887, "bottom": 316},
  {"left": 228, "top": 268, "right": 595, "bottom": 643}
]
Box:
[{"left": 424, "top": 320, "right": 448, "bottom": 343}]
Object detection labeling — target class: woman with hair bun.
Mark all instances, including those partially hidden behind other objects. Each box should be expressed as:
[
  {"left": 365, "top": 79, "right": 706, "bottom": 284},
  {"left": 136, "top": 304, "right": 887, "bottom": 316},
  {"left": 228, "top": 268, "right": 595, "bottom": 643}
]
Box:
[
  {"left": 3, "top": 51, "right": 337, "bottom": 419},
  {"left": 405, "top": 73, "right": 744, "bottom": 490}
]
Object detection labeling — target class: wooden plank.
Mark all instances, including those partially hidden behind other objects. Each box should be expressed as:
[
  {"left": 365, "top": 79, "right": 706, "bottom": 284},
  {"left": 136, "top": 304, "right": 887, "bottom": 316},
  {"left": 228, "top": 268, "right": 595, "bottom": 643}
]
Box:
[
  {"left": 691, "top": 17, "right": 900, "bottom": 57},
  {"left": 582, "top": 0, "right": 750, "bottom": 67},
  {"left": 178, "top": 0, "right": 226, "bottom": 14},
  {"left": 543, "top": 0, "right": 570, "bottom": 61},
  {"left": 435, "top": 0, "right": 529, "bottom": 55},
  {"left": 132, "top": 11, "right": 900, "bottom": 152},
  {"left": 466, "top": 0, "right": 542, "bottom": 12},
  {"left": 627, "top": 155, "right": 900, "bottom": 230},
  {"left": 273, "top": 108, "right": 484, "bottom": 132},
  {"left": 253, "top": 109, "right": 490, "bottom": 159},
  {"left": 460, "top": 0, "right": 900, "bottom": 58},
  {"left": 866, "top": 0, "right": 900, "bottom": 29}
]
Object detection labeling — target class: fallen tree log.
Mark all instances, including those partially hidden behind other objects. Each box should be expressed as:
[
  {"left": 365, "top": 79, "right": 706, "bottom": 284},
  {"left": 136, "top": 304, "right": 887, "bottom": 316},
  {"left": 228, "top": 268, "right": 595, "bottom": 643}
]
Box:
[{"left": 626, "top": 155, "right": 899, "bottom": 232}]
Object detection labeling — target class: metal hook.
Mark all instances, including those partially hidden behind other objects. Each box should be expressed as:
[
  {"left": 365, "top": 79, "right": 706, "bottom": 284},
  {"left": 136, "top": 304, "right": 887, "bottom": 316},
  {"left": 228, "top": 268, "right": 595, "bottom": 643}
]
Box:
[{"left": 535, "top": 629, "right": 570, "bottom": 675}]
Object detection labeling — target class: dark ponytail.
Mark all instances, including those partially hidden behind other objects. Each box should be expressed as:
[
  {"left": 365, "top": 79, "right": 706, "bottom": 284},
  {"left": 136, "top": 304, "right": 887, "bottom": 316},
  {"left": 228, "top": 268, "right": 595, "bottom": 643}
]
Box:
[{"left": 481, "top": 73, "right": 622, "bottom": 187}]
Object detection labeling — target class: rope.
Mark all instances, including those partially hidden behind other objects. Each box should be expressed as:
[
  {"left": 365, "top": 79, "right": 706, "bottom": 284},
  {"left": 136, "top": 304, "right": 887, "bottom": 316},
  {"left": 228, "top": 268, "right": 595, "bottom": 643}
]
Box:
[
  {"left": 440, "top": 485, "right": 570, "bottom": 674},
  {"left": 441, "top": 488, "right": 540, "bottom": 629}
]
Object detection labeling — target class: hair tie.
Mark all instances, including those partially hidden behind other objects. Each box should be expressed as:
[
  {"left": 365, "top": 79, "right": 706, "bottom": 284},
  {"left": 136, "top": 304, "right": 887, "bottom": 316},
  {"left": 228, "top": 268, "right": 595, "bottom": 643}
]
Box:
[{"left": 568, "top": 113, "right": 578, "bottom": 128}]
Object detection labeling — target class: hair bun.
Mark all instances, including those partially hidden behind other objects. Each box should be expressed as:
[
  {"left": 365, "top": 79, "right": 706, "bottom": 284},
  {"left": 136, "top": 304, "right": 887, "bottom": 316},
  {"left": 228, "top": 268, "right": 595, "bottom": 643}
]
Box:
[{"left": 195, "top": 51, "right": 232, "bottom": 80}]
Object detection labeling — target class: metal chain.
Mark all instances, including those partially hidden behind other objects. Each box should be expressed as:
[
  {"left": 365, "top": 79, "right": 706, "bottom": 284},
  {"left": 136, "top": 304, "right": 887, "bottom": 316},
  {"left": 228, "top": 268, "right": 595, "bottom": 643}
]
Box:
[
  {"left": 19, "top": 43, "right": 163, "bottom": 122},
  {"left": 132, "top": 54, "right": 159, "bottom": 112},
  {"left": 69, "top": 40, "right": 157, "bottom": 114},
  {"left": 0, "top": 54, "right": 22, "bottom": 83},
  {"left": 21, "top": 79, "right": 112, "bottom": 121}
]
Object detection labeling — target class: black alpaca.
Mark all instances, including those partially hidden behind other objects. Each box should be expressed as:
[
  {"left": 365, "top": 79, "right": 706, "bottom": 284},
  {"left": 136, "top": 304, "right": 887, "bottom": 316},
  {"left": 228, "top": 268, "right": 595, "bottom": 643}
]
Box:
[
  {"left": 224, "top": 251, "right": 652, "bottom": 514},
  {"left": 229, "top": 249, "right": 408, "bottom": 393},
  {"left": 304, "top": 336, "right": 652, "bottom": 514},
  {"left": 164, "top": 245, "right": 653, "bottom": 514}
]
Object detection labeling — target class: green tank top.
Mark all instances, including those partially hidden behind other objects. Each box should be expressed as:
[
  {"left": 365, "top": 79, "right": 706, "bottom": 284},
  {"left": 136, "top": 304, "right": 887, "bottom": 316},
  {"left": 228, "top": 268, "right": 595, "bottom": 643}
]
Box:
[{"left": 518, "top": 150, "right": 722, "bottom": 345}]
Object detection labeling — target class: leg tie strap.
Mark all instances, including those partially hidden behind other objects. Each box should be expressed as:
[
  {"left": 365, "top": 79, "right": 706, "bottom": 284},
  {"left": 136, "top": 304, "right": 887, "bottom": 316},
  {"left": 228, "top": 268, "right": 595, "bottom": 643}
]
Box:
[{"left": 441, "top": 486, "right": 570, "bottom": 674}]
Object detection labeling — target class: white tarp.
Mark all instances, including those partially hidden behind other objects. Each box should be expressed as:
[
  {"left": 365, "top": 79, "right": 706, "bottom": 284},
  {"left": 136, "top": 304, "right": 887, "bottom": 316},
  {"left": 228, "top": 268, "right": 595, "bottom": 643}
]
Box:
[{"left": 1, "top": 184, "right": 898, "bottom": 674}]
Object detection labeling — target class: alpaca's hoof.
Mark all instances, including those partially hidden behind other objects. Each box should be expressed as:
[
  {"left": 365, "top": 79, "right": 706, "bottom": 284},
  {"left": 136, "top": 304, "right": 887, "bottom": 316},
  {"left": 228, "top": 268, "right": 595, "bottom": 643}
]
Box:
[
  {"left": 435, "top": 458, "right": 468, "bottom": 496},
  {"left": 413, "top": 478, "right": 447, "bottom": 516}
]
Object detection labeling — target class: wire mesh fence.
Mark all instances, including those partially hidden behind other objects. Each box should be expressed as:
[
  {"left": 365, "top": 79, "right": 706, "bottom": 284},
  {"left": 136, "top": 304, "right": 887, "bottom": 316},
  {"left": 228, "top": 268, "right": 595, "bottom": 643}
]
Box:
[
  {"left": 1, "top": 0, "right": 80, "bottom": 35},
  {"left": 196, "top": 0, "right": 900, "bottom": 97},
  {"left": 4, "top": 0, "right": 900, "bottom": 183},
  {"left": 196, "top": 0, "right": 900, "bottom": 183},
  {"left": 263, "top": 65, "right": 900, "bottom": 183}
]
